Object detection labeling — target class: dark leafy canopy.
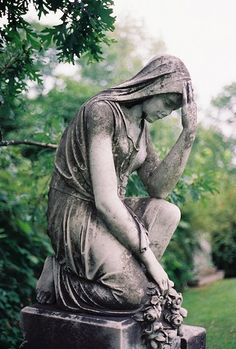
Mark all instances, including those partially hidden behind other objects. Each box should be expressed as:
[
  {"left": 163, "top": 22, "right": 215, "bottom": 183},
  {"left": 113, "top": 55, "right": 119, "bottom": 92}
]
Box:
[
  {"left": 0, "top": 147, "right": 53, "bottom": 348},
  {"left": 0, "top": 0, "right": 115, "bottom": 108}
]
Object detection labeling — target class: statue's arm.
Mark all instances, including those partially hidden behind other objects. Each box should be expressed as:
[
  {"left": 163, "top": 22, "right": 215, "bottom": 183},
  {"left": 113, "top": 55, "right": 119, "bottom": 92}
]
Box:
[
  {"left": 87, "top": 101, "right": 142, "bottom": 255},
  {"left": 86, "top": 101, "right": 170, "bottom": 291},
  {"left": 138, "top": 81, "right": 197, "bottom": 199}
]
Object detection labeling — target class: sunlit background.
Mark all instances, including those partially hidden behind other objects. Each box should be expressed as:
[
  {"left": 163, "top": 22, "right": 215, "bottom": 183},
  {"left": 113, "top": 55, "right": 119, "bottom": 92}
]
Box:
[
  {"left": 114, "top": 0, "right": 236, "bottom": 109},
  {"left": 22, "top": 0, "right": 236, "bottom": 110},
  {"left": 1, "top": 2, "right": 236, "bottom": 349}
]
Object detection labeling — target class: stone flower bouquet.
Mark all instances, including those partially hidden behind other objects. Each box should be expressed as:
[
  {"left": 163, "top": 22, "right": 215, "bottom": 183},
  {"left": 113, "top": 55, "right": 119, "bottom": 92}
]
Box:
[{"left": 133, "top": 282, "right": 187, "bottom": 349}]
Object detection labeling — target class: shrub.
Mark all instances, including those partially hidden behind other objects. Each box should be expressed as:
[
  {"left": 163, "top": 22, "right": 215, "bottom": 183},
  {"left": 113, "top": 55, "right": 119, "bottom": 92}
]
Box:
[
  {"left": 0, "top": 148, "right": 52, "bottom": 349},
  {"left": 212, "top": 223, "right": 236, "bottom": 277}
]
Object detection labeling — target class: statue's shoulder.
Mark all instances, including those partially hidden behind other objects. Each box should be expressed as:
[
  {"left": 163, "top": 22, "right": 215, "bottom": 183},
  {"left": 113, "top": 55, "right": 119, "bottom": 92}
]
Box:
[
  {"left": 83, "top": 98, "right": 116, "bottom": 135},
  {"left": 83, "top": 98, "right": 115, "bottom": 122}
]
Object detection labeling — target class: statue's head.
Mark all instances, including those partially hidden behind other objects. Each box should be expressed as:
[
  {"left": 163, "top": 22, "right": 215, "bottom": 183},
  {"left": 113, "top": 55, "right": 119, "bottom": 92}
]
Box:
[
  {"left": 97, "top": 55, "right": 190, "bottom": 105},
  {"left": 141, "top": 92, "right": 182, "bottom": 123}
]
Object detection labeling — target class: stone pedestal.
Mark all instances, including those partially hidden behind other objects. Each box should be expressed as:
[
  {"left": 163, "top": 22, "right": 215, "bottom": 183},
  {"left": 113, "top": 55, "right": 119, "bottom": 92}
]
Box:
[
  {"left": 20, "top": 305, "right": 206, "bottom": 349},
  {"left": 181, "top": 325, "right": 206, "bottom": 349},
  {"left": 20, "top": 304, "right": 145, "bottom": 349}
]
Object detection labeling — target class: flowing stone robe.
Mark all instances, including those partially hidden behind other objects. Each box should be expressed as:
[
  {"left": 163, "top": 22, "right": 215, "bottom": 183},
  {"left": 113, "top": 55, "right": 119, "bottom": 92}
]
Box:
[{"left": 47, "top": 55, "right": 190, "bottom": 313}]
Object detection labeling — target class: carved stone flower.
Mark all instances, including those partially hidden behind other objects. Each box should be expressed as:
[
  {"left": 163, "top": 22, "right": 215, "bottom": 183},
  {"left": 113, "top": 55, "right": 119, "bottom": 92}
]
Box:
[
  {"left": 150, "top": 295, "right": 160, "bottom": 305},
  {"left": 147, "top": 282, "right": 160, "bottom": 296},
  {"left": 155, "top": 331, "right": 168, "bottom": 342},
  {"left": 133, "top": 311, "right": 144, "bottom": 322},
  {"left": 150, "top": 340, "right": 158, "bottom": 349},
  {"left": 153, "top": 322, "right": 163, "bottom": 332},
  {"left": 133, "top": 281, "right": 187, "bottom": 349},
  {"left": 144, "top": 307, "right": 158, "bottom": 322},
  {"left": 147, "top": 288, "right": 157, "bottom": 296},
  {"left": 171, "top": 314, "right": 184, "bottom": 328},
  {"left": 180, "top": 307, "right": 188, "bottom": 318},
  {"left": 172, "top": 295, "right": 183, "bottom": 309},
  {"left": 150, "top": 330, "right": 168, "bottom": 348}
]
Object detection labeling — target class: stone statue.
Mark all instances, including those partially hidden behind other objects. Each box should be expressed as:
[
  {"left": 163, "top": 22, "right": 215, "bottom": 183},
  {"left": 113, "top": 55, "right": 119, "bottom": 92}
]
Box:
[{"left": 36, "top": 54, "right": 197, "bottom": 347}]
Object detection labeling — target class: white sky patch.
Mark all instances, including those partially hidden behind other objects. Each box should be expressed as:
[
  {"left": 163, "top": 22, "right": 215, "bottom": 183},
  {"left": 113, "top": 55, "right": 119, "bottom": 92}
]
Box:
[
  {"left": 114, "top": 0, "right": 236, "bottom": 110},
  {"left": 23, "top": 2, "right": 62, "bottom": 25},
  {"left": 54, "top": 63, "right": 80, "bottom": 78}
]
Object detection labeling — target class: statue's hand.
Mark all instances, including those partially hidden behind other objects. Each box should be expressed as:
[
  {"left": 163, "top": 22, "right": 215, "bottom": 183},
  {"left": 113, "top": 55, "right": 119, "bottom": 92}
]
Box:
[
  {"left": 141, "top": 248, "right": 173, "bottom": 294},
  {"left": 147, "top": 260, "right": 170, "bottom": 294},
  {"left": 181, "top": 81, "right": 197, "bottom": 132}
]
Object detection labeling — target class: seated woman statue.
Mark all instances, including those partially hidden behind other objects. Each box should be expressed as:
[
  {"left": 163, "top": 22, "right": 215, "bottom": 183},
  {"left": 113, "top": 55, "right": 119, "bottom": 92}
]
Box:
[{"left": 36, "top": 54, "right": 197, "bottom": 314}]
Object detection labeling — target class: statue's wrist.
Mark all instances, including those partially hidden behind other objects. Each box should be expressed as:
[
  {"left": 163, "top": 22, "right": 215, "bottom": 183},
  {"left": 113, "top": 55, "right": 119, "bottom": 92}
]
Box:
[
  {"left": 183, "top": 126, "right": 196, "bottom": 135},
  {"left": 182, "top": 128, "right": 196, "bottom": 147},
  {"left": 139, "top": 247, "right": 158, "bottom": 269},
  {"left": 139, "top": 247, "right": 151, "bottom": 263}
]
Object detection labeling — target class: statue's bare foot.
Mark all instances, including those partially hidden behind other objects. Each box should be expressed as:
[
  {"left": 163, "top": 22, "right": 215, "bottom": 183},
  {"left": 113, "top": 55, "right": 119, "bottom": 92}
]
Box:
[{"left": 36, "top": 256, "right": 56, "bottom": 304}]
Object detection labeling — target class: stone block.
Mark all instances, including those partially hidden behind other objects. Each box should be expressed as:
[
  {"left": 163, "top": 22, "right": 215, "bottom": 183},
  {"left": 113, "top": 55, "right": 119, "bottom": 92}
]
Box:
[
  {"left": 20, "top": 304, "right": 145, "bottom": 349},
  {"left": 20, "top": 305, "right": 206, "bottom": 349},
  {"left": 181, "top": 325, "right": 206, "bottom": 349}
]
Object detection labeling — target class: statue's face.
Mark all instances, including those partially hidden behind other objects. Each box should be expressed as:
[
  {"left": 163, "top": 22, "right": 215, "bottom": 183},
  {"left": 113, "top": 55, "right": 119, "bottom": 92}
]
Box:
[{"left": 142, "top": 93, "right": 182, "bottom": 123}]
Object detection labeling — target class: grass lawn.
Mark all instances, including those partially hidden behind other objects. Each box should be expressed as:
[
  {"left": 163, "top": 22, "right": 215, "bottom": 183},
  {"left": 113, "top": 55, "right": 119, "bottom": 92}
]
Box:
[{"left": 183, "top": 278, "right": 236, "bottom": 349}]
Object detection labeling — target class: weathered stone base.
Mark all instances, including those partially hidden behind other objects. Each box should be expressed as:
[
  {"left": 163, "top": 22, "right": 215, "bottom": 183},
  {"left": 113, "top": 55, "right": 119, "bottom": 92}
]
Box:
[
  {"left": 181, "top": 325, "right": 206, "bottom": 349},
  {"left": 20, "top": 305, "right": 206, "bottom": 349}
]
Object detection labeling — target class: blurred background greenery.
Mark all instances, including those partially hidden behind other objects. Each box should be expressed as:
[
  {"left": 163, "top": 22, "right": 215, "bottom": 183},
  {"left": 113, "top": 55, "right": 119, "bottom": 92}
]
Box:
[{"left": 0, "top": 2, "right": 236, "bottom": 348}]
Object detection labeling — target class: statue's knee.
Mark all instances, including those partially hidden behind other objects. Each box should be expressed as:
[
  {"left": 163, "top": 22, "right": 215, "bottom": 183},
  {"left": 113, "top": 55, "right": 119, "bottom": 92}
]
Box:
[
  {"left": 148, "top": 198, "right": 181, "bottom": 227},
  {"left": 114, "top": 273, "right": 147, "bottom": 309},
  {"left": 167, "top": 202, "right": 181, "bottom": 226},
  {"left": 121, "top": 284, "right": 146, "bottom": 308}
]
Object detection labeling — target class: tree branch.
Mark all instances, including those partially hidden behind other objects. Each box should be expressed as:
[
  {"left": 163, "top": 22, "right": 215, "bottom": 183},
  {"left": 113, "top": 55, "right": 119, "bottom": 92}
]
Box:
[{"left": 0, "top": 140, "right": 57, "bottom": 149}]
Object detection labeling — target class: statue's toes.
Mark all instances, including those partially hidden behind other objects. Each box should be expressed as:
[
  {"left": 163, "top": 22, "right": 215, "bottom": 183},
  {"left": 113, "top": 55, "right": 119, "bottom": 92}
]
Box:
[
  {"left": 36, "top": 289, "right": 42, "bottom": 303},
  {"left": 46, "top": 293, "right": 56, "bottom": 304},
  {"left": 36, "top": 290, "right": 52, "bottom": 304}
]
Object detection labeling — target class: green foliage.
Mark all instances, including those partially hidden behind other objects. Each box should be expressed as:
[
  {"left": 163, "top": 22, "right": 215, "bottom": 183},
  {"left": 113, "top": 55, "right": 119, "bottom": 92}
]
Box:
[
  {"left": 162, "top": 219, "right": 199, "bottom": 291},
  {"left": 126, "top": 172, "right": 148, "bottom": 197},
  {"left": 38, "top": 1, "right": 115, "bottom": 63},
  {"left": 0, "top": 0, "right": 115, "bottom": 110},
  {"left": 185, "top": 85, "right": 236, "bottom": 279},
  {"left": 0, "top": 28, "right": 42, "bottom": 131},
  {"left": 210, "top": 82, "right": 236, "bottom": 138},
  {"left": 211, "top": 82, "right": 236, "bottom": 110},
  {"left": 210, "top": 184, "right": 236, "bottom": 277},
  {"left": 0, "top": 147, "right": 52, "bottom": 348}
]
